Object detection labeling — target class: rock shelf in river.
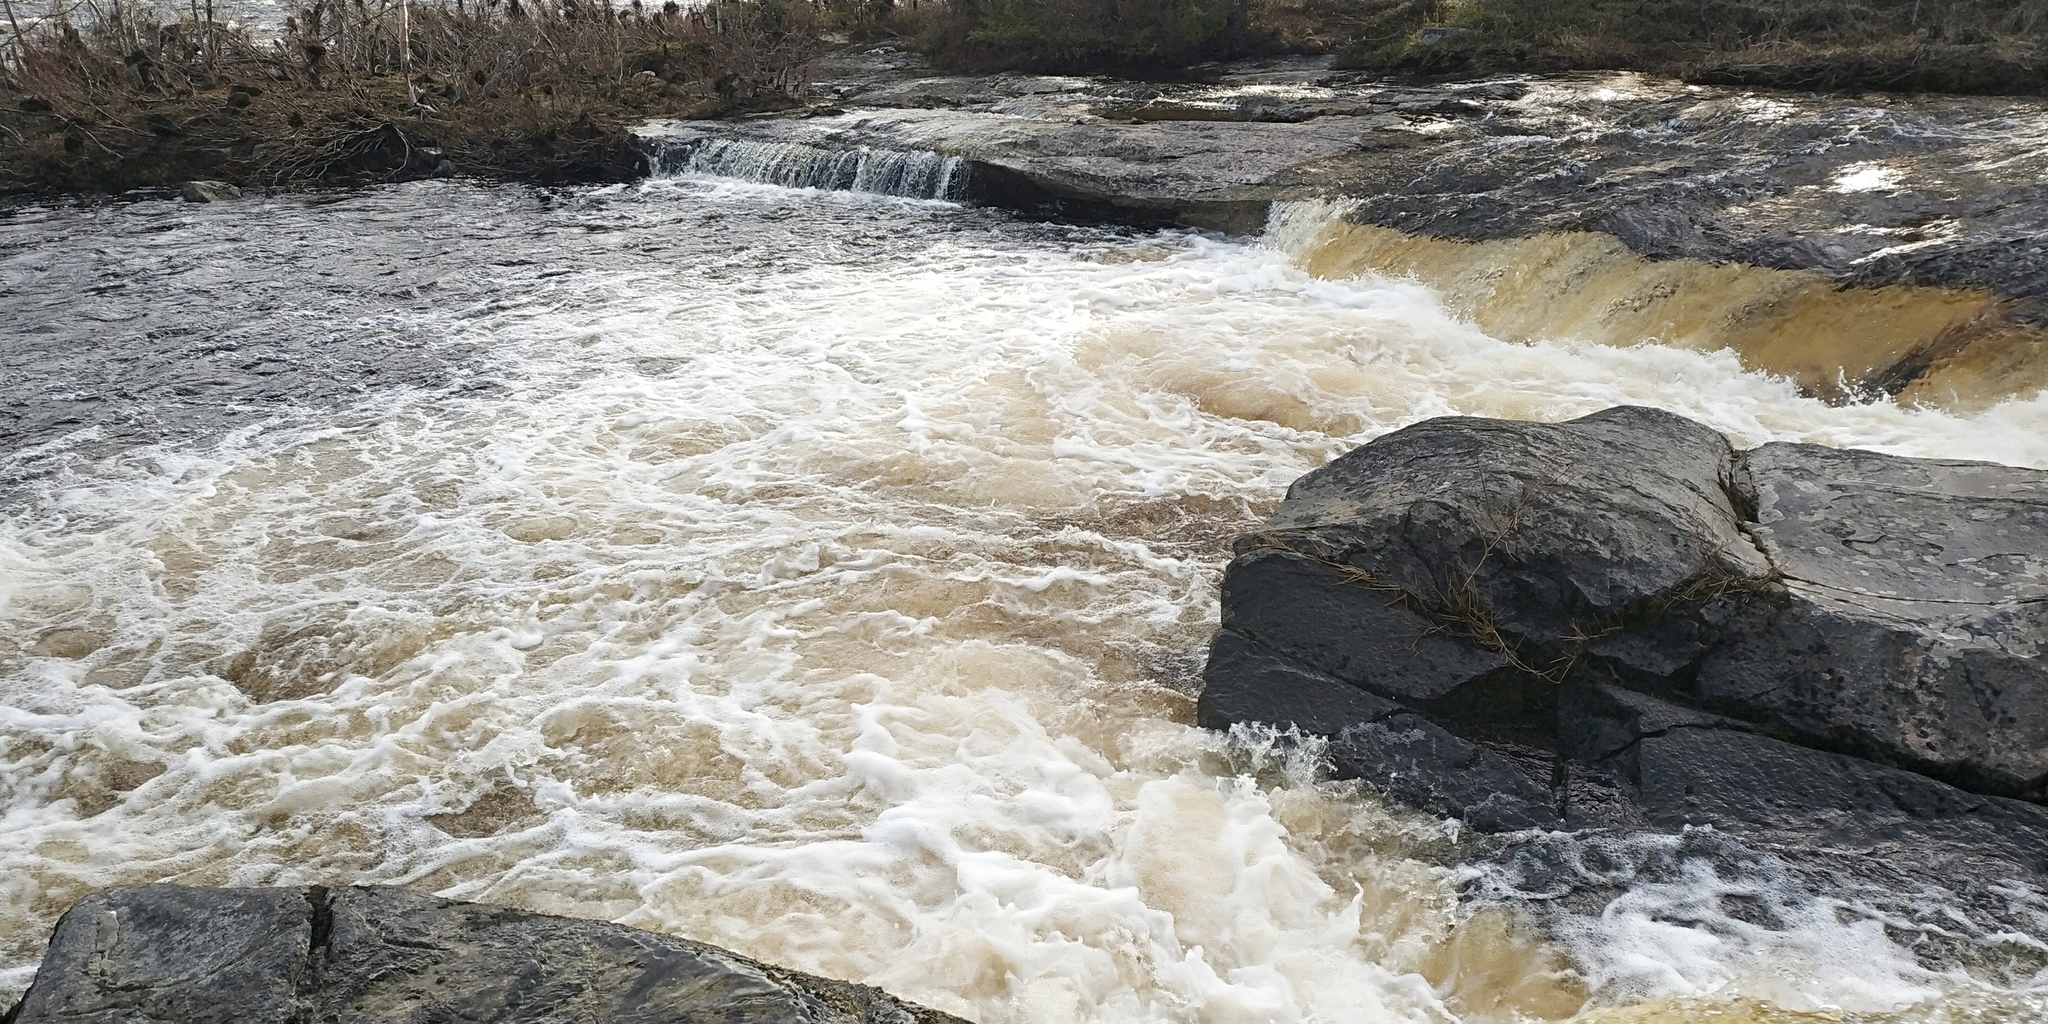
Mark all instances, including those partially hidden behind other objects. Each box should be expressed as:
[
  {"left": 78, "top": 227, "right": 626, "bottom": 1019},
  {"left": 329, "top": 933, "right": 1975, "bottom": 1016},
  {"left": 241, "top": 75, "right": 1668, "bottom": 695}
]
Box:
[
  {"left": 1199, "top": 406, "right": 2048, "bottom": 891},
  {"left": 643, "top": 57, "right": 2048, "bottom": 407},
  {"left": 3, "top": 885, "right": 966, "bottom": 1024}
]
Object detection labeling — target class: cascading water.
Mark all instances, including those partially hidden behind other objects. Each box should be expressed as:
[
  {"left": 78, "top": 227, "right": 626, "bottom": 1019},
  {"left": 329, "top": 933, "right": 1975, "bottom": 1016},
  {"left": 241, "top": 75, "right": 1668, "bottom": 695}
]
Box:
[
  {"left": 658, "top": 138, "right": 969, "bottom": 201},
  {"left": 1261, "top": 202, "right": 2048, "bottom": 411},
  {"left": 3, "top": 177, "right": 2047, "bottom": 1024}
]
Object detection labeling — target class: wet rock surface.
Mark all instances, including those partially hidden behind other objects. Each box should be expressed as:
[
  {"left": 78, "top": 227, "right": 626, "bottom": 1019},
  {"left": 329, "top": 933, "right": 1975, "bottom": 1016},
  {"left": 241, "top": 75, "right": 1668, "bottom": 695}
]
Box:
[
  {"left": 640, "top": 104, "right": 1354, "bottom": 233},
  {"left": 4, "top": 884, "right": 966, "bottom": 1024},
  {"left": 1198, "top": 407, "right": 2048, "bottom": 895},
  {"left": 176, "top": 181, "right": 243, "bottom": 204},
  {"left": 646, "top": 52, "right": 2048, "bottom": 318}
]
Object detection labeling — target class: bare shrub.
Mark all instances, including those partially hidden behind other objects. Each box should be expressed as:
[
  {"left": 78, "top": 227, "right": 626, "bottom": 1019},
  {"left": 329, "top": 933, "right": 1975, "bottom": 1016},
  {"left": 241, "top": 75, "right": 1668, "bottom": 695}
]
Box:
[
  {"left": 0, "top": 0, "right": 823, "bottom": 192},
  {"left": 1333, "top": 0, "right": 2048, "bottom": 95}
]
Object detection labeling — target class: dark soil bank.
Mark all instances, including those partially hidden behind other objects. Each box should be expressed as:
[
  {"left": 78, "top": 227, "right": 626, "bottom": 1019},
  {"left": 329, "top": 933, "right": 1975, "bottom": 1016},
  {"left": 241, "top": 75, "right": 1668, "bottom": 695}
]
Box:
[{"left": 0, "top": 2, "right": 817, "bottom": 196}]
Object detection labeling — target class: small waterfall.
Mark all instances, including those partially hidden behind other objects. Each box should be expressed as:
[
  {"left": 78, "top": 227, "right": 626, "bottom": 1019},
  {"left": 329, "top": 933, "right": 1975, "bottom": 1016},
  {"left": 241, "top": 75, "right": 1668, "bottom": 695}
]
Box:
[
  {"left": 1270, "top": 204, "right": 2048, "bottom": 410},
  {"left": 1261, "top": 199, "right": 1361, "bottom": 260},
  {"left": 659, "top": 138, "right": 968, "bottom": 201}
]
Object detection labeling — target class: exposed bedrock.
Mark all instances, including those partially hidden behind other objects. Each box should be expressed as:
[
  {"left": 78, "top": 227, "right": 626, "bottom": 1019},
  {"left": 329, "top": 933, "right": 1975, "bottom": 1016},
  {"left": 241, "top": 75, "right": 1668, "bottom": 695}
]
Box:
[
  {"left": 3, "top": 884, "right": 965, "bottom": 1024},
  {"left": 655, "top": 56, "right": 2048, "bottom": 305},
  {"left": 639, "top": 57, "right": 2048, "bottom": 405},
  {"left": 1198, "top": 406, "right": 2048, "bottom": 888}
]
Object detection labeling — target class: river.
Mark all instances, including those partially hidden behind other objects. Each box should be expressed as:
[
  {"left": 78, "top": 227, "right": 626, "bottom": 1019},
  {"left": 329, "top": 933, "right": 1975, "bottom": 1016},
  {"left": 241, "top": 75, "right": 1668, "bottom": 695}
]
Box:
[{"left": 3, "top": 170, "right": 2046, "bottom": 1022}]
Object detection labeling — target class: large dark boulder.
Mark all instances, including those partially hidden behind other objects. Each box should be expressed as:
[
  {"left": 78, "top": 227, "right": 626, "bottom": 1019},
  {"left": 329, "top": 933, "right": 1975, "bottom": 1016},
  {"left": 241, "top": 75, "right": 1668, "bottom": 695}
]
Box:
[
  {"left": 1199, "top": 406, "right": 2048, "bottom": 886},
  {"left": 4, "top": 885, "right": 965, "bottom": 1024}
]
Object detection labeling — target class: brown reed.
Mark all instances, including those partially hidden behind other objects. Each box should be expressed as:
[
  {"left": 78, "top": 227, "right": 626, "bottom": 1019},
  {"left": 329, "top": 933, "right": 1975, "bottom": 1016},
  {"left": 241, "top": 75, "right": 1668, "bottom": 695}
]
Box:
[{"left": 0, "top": 0, "right": 824, "bottom": 193}]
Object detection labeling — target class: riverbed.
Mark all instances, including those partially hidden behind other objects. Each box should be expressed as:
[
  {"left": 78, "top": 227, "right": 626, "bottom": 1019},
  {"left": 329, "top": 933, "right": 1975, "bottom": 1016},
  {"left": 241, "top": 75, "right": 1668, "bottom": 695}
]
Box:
[{"left": 3, "top": 172, "right": 2047, "bottom": 1021}]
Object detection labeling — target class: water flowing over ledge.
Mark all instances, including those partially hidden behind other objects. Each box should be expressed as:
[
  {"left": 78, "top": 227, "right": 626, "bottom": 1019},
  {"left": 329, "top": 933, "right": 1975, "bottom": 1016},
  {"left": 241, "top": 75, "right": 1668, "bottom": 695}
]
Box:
[
  {"left": 7, "top": 100, "right": 2048, "bottom": 1024},
  {"left": 1260, "top": 201, "right": 2047, "bottom": 412},
  {"left": 637, "top": 63, "right": 2048, "bottom": 409},
  {"left": 647, "top": 134, "right": 968, "bottom": 201}
]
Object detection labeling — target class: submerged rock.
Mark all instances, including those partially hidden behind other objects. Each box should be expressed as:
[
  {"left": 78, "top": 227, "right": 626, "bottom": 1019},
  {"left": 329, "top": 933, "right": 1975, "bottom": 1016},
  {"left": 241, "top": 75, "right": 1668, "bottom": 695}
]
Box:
[
  {"left": 1199, "top": 406, "right": 2048, "bottom": 887},
  {"left": 177, "top": 180, "right": 243, "bottom": 203},
  {"left": 5, "top": 885, "right": 966, "bottom": 1024}
]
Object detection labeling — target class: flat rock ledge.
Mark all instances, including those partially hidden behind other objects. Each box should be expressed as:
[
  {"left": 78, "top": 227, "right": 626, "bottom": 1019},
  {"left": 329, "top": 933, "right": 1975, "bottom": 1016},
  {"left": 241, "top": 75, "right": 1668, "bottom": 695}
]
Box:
[
  {"left": 2, "top": 885, "right": 965, "bottom": 1024},
  {"left": 641, "top": 57, "right": 2048, "bottom": 315},
  {"left": 1199, "top": 407, "right": 2048, "bottom": 892}
]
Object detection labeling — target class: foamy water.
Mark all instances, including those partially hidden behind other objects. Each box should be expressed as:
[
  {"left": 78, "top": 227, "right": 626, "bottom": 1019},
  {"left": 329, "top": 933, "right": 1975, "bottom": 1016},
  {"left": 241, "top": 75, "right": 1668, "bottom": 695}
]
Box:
[{"left": 3, "top": 178, "right": 2046, "bottom": 1022}]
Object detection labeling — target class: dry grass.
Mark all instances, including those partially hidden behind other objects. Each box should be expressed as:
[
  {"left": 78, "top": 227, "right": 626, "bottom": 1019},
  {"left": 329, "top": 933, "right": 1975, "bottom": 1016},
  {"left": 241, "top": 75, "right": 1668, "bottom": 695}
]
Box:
[
  {"left": 888, "top": 0, "right": 1273, "bottom": 74},
  {"left": 1333, "top": 0, "right": 2048, "bottom": 95},
  {"left": 0, "top": 0, "right": 825, "bottom": 194},
  {"left": 857, "top": 0, "right": 2043, "bottom": 91}
]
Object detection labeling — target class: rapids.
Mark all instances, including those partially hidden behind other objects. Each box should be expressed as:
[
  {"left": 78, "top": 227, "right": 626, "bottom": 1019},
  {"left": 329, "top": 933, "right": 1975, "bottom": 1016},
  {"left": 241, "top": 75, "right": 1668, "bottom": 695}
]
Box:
[{"left": 3, "top": 175, "right": 2046, "bottom": 1023}]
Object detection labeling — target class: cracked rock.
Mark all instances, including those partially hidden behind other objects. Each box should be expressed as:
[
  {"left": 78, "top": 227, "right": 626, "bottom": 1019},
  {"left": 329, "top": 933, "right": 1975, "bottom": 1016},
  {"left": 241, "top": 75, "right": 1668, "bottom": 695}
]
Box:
[
  {"left": 6, "top": 885, "right": 966, "bottom": 1024},
  {"left": 1198, "top": 405, "right": 2048, "bottom": 889}
]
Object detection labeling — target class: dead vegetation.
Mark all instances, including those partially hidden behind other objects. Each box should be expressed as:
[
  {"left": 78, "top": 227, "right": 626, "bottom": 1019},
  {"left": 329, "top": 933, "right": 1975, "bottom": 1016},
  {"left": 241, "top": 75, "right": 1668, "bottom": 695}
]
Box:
[
  {"left": 1333, "top": 0, "right": 2048, "bottom": 96},
  {"left": 0, "top": 0, "right": 825, "bottom": 194},
  {"left": 812, "top": 0, "right": 2045, "bottom": 94}
]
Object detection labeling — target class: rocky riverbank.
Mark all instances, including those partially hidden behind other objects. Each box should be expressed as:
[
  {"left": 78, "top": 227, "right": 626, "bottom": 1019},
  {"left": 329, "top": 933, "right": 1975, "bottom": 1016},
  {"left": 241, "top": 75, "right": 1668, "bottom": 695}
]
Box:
[
  {"left": 1197, "top": 405, "right": 2048, "bottom": 975},
  {"left": 643, "top": 49, "right": 2048, "bottom": 408},
  {"left": 1, "top": 885, "right": 967, "bottom": 1024}
]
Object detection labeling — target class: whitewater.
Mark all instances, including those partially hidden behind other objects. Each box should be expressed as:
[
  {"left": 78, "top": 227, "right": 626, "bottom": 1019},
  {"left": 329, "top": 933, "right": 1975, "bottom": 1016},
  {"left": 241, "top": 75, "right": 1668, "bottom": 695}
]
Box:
[{"left": 2, "top": 173, "right": 2045, "bottom": 1022}]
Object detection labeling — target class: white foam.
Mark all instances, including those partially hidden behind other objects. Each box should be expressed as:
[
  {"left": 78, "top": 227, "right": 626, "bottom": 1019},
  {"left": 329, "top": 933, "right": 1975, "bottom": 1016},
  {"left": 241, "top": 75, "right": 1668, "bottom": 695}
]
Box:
[
  {"left": 1832, "top": 162, "right": 1904, "bottom": 194},
  {"left": 1468, "top": 830, "right": 2048, "bottom": 1021},
  {"left": 660, "top": 138, "right": 968, "bottom": 200},
  {"left": 3, "top": 180, "right": 2046, "bottom": 1021}
]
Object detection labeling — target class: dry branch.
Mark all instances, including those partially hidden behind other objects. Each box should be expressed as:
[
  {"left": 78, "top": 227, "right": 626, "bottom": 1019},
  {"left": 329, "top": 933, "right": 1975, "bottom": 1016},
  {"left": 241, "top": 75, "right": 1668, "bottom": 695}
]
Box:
[{"left": 0, "top": 0, "right": 824, "bottom": 193}]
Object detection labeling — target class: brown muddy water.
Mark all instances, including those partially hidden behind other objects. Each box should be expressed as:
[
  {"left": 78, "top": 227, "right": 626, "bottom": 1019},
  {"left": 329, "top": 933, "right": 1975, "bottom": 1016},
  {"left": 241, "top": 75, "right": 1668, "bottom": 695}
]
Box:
[{"left": 3, "top": 174, "right": 2046, "bottom": 1022}]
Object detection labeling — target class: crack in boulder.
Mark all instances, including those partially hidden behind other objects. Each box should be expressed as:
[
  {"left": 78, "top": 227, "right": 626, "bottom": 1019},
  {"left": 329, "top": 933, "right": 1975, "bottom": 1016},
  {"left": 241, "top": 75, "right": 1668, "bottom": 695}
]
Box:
[{"left": 1200, "top": 404, "right": 2048, "bottom": 895}]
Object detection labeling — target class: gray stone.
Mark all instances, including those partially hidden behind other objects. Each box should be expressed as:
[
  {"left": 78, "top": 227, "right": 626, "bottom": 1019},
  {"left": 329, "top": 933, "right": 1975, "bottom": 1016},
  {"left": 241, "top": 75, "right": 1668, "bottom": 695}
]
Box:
[
  {"left": 1329, "top": 717, "right": 1561, "bottom": 834},
  {"left": 8, "top": 886, "right": 310, "bottom": 1024},
  {"left": 1631, "top": 727, "right": 2048, "bottom": 883},
  {"left": 6, "top": 885, "right": 965, "bottom": 1024},
  {"left": 1249, "top": 406, "right": 1771, "bottom": 662},
  {"left": 1218, "top": 549, "right": 1509, "bottom": 703},
  {"left": 1197, "top": 631, "right": 1559, "bottom": 831},
  {"left": 1691, "top": 442, "right": 2048, "bottom": 799},
  {"left": 639, "top": 54, "right": 2048, "bottom": 325},
  {"left": 177, "top": 181, "right": 242, "bottom": 203},
  {"left": 1198, "top": 405, "right": 2048, "bottom": 889},
  {"left": 1197, "top": 628, "right": 1403, "bottom": 735}
]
